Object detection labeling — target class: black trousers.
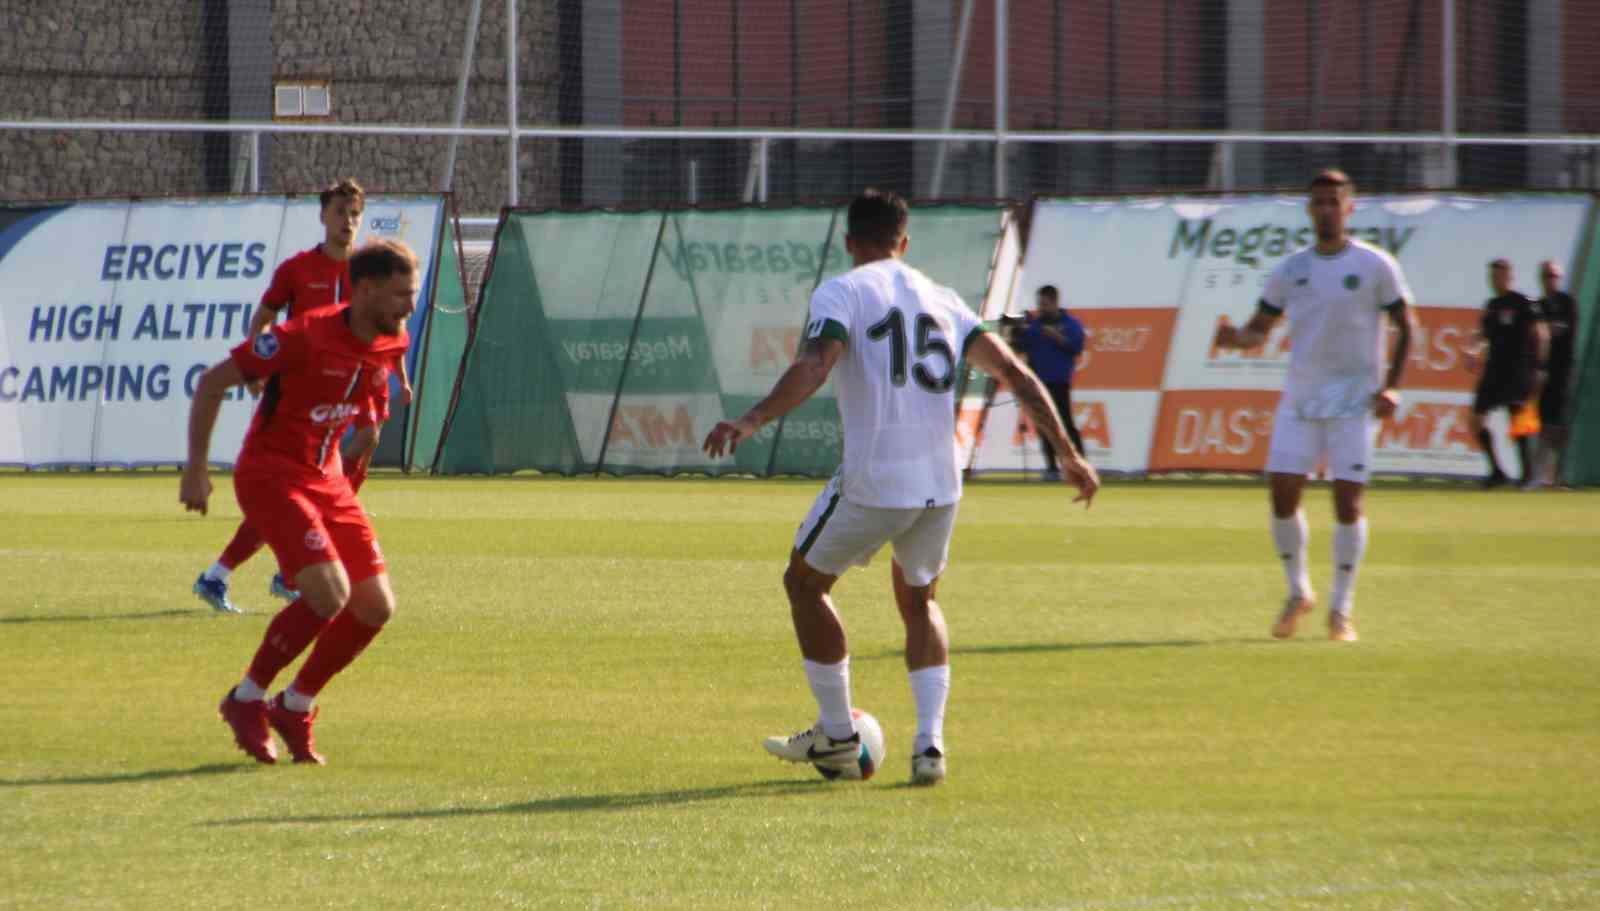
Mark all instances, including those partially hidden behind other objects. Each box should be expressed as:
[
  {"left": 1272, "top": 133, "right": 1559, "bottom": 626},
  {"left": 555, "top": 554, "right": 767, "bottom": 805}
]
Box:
[{"left": 1038, "top": 381, "right": 1086, "bottom": 470}]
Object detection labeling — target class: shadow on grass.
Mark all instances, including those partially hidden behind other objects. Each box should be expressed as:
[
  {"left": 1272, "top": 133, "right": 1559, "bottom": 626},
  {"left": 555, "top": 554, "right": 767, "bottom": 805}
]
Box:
[
  {"left": 1, "top": 763, "right": 250, "bottom": 788},
  {"left": 205, "top": 778, "right": 829, "bottom": 827},
  {"left": 0, "top": 609, "right": 225, "bottom": 625},
  {"left": 855, "top": 638, "right": 1267, "bottom": 661}
]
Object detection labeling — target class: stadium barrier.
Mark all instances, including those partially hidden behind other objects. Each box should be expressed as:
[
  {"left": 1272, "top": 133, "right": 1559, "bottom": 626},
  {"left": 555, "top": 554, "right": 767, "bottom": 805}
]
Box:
[
  {"left": 962, "top": 192, "right": 1599, "bottom": 481},
  {"left": 433, "top": 204, "right": 1018, "bottom": 476},
  {"left": 0, "top": 194, "right": 463, "bottom": 469}
]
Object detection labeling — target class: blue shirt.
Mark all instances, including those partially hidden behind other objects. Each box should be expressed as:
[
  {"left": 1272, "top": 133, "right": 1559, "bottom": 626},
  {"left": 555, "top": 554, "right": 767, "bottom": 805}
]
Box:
[{"left": 1020, "top": 312, "right": 1084, "bottom": 384}]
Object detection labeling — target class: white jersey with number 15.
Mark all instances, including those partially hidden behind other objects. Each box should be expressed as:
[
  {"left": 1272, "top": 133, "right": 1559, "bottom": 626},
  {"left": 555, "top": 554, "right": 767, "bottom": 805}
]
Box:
[{"left": 805, "top": 258, "right": 986, "bottom": 510}]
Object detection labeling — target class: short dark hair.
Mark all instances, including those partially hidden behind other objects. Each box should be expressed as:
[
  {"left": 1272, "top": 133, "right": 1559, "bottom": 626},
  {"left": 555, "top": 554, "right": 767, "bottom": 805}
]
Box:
[
  {"left": 1309, "top": 168, "right": 1354, "bottom": 195},
  {"left": 1490, "top": 258, "right": 1512, "bottom": 270},
  {"left": 349, "top": 239, "right": 418, "bottom": 286},
  {"left": 319, "top": 177, "right": 365, "bottom": 211},
  {"left": 847, "top": 188, "right": 909, "bottom": 250},
  {"left": 1037, "top": 285, "right": 1060, "bottom": 302}
]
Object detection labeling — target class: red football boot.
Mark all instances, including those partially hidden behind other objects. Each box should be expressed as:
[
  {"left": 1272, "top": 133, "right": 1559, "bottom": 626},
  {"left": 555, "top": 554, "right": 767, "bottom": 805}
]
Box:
[
  {"left": 218, "top": 690, "right": 277, "bottom": 764},
  {"left": 266, "top": 695, "right": 326, "bottom": 765}
]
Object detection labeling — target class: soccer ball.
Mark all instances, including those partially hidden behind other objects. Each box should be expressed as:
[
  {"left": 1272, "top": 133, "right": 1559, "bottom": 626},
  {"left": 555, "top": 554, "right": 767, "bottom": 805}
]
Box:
[{"left": 815, "top": 709, "right": 886, "bottom": 781}]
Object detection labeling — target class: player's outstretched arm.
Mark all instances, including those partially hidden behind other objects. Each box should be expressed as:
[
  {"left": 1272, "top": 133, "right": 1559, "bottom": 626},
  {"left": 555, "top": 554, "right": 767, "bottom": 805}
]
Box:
[
  {"left": 702, "top": 337, "right": 844, "bottom": 458},
  {"left": 966, "top": 332, "right": 1100, "bottom": 508},
  {"left": 181, "top": 359, "right": 248, "bottom": 515},
  {"left": 1213, "top": 308, "right": 1280, "bottom": 350}
]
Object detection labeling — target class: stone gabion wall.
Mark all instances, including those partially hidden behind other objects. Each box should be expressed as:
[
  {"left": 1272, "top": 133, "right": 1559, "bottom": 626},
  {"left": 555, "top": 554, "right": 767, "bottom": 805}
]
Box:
[
  {"left": 269, "top": 0, "right": 562, "bottom": 212},
  {"left": 0, "top": 3, "right": 216, "bottom": 200},
  {"left": 1, "top": 1, "right": 561, "bottom": 211}
]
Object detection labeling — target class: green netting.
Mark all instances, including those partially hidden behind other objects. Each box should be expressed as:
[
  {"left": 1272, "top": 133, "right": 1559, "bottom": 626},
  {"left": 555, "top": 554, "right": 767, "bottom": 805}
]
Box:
[
  {"left": 406, "top": 216, "right": 470, "bottom": 472},
  {"left": 435, "top": 204, "right": 1010, "bottom": 477},
  {"left": 1561, "top": 200, "right": 1600, "bottom": 486}
]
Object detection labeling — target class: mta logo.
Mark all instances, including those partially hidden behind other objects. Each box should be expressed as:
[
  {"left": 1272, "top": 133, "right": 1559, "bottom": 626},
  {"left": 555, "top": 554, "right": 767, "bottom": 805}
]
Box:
[
  {"left": 1010, "top": 402, "right": 1111, "bottom": 452},
  {"left": 1377, "top": 403, "right": 1477, "bottom": 450},
  {"left": 750, "top": 327, "right": 803, "bottom": 371},
  {"left": 1208, "top": 315, "right": 1291, "bottom": 361},
  {"left": 608, "top": 404, "right": 695, "bottom": 449}
]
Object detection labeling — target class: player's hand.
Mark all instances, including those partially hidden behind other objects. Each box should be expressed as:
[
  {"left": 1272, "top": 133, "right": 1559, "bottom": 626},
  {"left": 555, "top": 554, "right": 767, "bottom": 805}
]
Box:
[
  {"left": 179, "top": 465, "right": 213, "bottom": 516},
  {"left": 1372, "top": 387, "right": 1401, "bottom": 419},
  {"left": 245, "top": 377, "right": 265, "bottom": 397},
  {"left": 702, "top": 415, "right": 762, "bottom": 458},
  {"left": 1060, "top": 455, "right": 1100, "bottom": 508},
  {"left": 1213, "top": 322, "right": 1239, "bottom": 350},
  {"left": 400, "top": 381, "right": 414, "bottom": 406},
  {"left": 1463, "top": 349, "right": 1480, "bottom": 375}
]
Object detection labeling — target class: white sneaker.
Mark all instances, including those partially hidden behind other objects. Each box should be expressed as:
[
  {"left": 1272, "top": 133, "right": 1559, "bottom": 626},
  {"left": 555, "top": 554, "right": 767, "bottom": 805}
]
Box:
[
  {"left": 762, "top": 723, "right": 860, "bottom": 770},
  {"left": 911, "top": 746, "right": 946, "bottom": 785}
]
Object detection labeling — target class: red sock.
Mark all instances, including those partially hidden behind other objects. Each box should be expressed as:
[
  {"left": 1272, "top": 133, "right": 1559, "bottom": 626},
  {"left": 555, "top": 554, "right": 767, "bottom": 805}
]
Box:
[
  {"left": 291, "top": 609, "right": 384, "bottom": 697},
  {"left": 219, "top": 521, "right": 266, "bottom": 570},
  {"left": 245, "top": 600, "right": 332, "bottom": 689}
]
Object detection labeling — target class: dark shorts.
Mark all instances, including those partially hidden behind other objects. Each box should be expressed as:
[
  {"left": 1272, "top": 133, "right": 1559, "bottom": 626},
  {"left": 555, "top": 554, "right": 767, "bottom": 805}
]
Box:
[
  {"left": 1473, "top": 372, "right": 1532, "bottom": 414},
  {"left": 1539, "top": 372, "right": 1572, "bottom": 426}
]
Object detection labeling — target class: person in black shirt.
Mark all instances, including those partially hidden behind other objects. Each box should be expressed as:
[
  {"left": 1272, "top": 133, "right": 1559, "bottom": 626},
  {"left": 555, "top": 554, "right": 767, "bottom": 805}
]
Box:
[
  {"left": 1466, "top": 259, "right": 1550, "bottom": 488},
  {"left": 1536, "top": 260, "right": 1579, "bottom": 486}
]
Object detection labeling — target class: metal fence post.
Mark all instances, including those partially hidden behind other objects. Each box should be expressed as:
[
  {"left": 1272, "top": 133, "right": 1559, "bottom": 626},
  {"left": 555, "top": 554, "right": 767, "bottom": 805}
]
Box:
[
  {"left": 1441, "top": 0, "right": 1459, "bottom": 187},
  {"left": 506, "top": 0, "right": 520, "bottom": 207},
  {"left": 443, "top": 0, "right": 485, "bottom": 192},
  {"left": 248, "top": 131, "right": 260, "bottom": 192},
  {"left": 993, "top": 0, "right": 1008, "bottom": 198}
]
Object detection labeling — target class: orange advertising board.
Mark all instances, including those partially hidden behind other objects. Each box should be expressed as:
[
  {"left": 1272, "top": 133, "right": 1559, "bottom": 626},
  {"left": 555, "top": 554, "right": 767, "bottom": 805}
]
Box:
[
  {"left": 1393, "top": 306, "right": 1481, "bottom": 393},
  {"left": 1148, "top": 389, "right": 1281, "bottom": 472},
  {"left": 1070, "top": 308, "right": 1179, "bottom": 390}
]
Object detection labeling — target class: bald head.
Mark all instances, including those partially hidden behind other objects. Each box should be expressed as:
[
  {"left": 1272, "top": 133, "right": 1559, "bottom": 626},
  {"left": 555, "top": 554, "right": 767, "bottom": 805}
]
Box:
[{"left": 1540, "top": 260, "right": 1564, "bottom": 296}]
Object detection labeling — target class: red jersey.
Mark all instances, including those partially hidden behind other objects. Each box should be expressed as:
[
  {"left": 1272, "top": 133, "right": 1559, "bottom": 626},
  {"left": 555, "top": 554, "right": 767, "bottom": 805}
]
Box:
[
  {"left": 260, "top": 245, "right": 351, "bottom": 319},
  {"left": 230, "top": 310, "right": 409, "bottom": 478}
]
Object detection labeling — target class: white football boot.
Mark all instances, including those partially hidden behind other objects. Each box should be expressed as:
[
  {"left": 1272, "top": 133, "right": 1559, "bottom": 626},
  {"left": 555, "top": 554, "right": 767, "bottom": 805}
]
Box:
[
  {"left": 763, "top": 723, "right": 860, "bottom": 772},
  {"left": 910, "top": 745, "right": 946, "bottom": 786}
]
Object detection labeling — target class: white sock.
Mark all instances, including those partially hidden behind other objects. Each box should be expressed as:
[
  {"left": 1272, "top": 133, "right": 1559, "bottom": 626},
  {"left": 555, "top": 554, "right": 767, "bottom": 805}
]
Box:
[
  {"left": 909, "top": 665, "right": 950, "bottom": 754},
  {"left": 280, "top": 685, "right": 315, "bottom": 714},
  {"left": 1329, "top": 518, "right": 1369, "bottom": 617},
  {"left": 232, "top": 678, "right": 267, "bottom": 702},
  {"left": 204, "top": 562, "right": 232, "bottom": 583},
  {"left": 803, "top": 658, "right": 854, "bottom": 741},
  {"left": 1271, "top": 511, "right": 1313, "bottom": 600}
]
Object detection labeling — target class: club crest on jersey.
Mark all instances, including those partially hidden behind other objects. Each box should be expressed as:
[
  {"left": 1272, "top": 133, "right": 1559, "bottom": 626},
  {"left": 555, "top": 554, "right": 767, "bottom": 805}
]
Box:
[
  {"left": 252, "top": 333, "right": 281, "bottom": 359},
  {"left": 304, "top": 529, "right": 329, "bottom": 551},
  {"left": 1343, "top": 274, "right": 1360, "bottom": 290}
]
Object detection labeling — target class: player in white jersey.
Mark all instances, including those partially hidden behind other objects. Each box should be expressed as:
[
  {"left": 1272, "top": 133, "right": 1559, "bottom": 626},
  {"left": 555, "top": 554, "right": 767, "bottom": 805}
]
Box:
[
  {"left": 702, "top": 190, "right": 1098, "bottom": 784},
  {"left": 1214, "top": 169, "right": 1418, "bottom": 642}
]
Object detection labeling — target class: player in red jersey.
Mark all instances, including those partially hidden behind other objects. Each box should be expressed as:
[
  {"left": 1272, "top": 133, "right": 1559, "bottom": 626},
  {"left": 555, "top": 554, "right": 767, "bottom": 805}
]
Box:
[
  {"left": 181, "top": 240, "right": 417, "bottom": 764},
  {"left": 192, "top": 178, "right": 412, "bottom": 613}
]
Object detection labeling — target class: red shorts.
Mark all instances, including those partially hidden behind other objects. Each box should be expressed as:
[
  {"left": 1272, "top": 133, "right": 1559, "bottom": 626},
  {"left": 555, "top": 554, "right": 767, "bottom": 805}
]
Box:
[{"left": 233, "top": 459, "right": 386, "bottom": 585}]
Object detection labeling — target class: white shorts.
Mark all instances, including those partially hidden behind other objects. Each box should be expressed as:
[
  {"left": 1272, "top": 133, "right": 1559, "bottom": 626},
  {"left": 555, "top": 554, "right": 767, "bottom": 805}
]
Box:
[
  {"left": 1265, "top": 409, "right": 1377, "bottom": 484},
  {"left": 794, "top": 476, "right": 958, "bottom": 587}
]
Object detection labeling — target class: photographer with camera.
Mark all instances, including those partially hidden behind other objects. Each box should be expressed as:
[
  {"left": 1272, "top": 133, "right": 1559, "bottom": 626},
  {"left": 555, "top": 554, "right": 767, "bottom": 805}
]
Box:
[{"left": 1019, "top": 285, "right": 1087, "bottom": 479}]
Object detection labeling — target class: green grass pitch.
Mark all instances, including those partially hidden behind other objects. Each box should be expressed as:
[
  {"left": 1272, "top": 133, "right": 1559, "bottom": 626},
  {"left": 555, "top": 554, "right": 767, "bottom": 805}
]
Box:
[{"left": 2, "top": 473, "right": 1597, "bottom": 909}]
